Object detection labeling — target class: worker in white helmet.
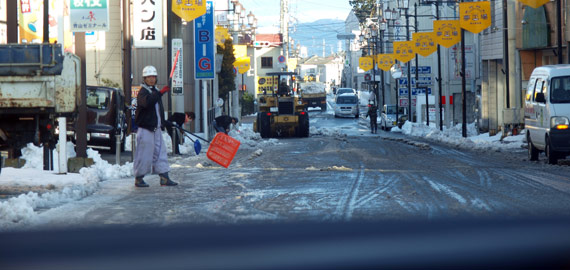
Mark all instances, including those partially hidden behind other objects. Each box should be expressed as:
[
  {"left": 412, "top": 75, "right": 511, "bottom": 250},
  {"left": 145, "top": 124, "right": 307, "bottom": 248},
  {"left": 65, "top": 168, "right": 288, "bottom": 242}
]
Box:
[{"left": 133, "top": 65, "right": 177, "bottom": 187}]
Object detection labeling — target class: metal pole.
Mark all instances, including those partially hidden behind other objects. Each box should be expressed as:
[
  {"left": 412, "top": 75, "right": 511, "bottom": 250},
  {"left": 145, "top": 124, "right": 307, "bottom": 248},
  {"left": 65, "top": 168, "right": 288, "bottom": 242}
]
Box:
[
  {"left": 76, "top": 33, "right": 88, "bottom": 158},
  {"left": 6, "top": 1, "right": 17, "bottom": 43},
  {"left": 406, "top": 9, "right": 412, "bottom": 121},
  {"left": 396, "top": 73, "right": 399, "bottom": 127},
  {"left": 503, "top": 0, "right": 510, "bottom": 108},
  {"left": 461, "top": 28, "right": 467, "bottom": 137},
  {"left": 414, "top": 3, "right": 420, "bottom": 124},
  {"left": 436, "top": 0, "right": 443, "bottom": 131},
  {"left": 557, "top": 0, "right": 563, "bottom": 64},
  {"left": 43, "top": 0, "right": 49, "bottom": 43},
  {"left": 122, "top": 0, "right": 133, "bottom": 160},
  {"left": 381, "top": 31, "right": 385, "bottom": 109}
]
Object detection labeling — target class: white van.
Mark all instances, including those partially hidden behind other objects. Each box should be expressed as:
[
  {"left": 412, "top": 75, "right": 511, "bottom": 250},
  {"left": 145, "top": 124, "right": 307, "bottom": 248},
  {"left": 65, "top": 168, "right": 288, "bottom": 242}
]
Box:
[{"left": 524, "top": 65, "right": 570, "bottom": 164}]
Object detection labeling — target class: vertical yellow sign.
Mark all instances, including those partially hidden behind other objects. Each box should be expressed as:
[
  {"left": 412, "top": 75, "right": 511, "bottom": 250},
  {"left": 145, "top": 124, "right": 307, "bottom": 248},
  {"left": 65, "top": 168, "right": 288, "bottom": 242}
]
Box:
[
  {"left": 394, "top": 41, "right": 415, "bottom": 63},
  {"left": 215, "top": 26, "right": 230, "bottom": 46},
  {"left": 172, "top": 0, "right": 206, "bottom": 22},
  {"left": 412, "top": 32, "right": 437, "bottom": 57},
  {"left": 377, "top": 54, "right": 396, "bottom": 71},
  {"left": 434, "top": 20, "right": 461, "bottom": 48},
  {"left": 459, "top": 1, "right": 492, "bottom": 34},
  {"left": 518, "top": 0, "right": 549, "bottom": 8},
  {"left": 359, "top": 56, "right": 374, "bottom": 71}
]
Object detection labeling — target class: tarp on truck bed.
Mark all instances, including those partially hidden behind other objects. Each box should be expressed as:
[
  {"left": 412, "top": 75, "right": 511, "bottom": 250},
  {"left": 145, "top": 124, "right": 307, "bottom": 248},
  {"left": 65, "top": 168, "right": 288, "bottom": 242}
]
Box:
[{"left": 0, "top": 44, "right": 64, "bottom": 76}]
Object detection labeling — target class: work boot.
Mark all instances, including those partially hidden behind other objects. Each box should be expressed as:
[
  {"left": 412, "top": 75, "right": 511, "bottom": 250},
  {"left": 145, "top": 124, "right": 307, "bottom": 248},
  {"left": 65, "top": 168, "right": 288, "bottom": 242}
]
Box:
[
  {"left": 135, "top": 176, "right": 149, "bottom": 187},
  {"left": 159, "top": 173, "right": 178, "bottom": 186}
]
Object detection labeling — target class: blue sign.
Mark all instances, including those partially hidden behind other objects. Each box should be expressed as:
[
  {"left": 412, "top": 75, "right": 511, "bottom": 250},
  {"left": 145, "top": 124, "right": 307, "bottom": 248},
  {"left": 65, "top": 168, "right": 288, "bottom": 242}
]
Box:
[
  {"left": 194, "top": 1, "right": 215, "bottom": 80},
  {"left": 398, "top": 76, "right": 432, "bottom": 86},
  {"left": 399, "top": 88, "right": 432, "bottom": 96},
  {"left": 410, "top": 66, "right": 431, "bottom": 74},
  {"left": 278, "top": 55, "right": 286, "bottom": 63}
]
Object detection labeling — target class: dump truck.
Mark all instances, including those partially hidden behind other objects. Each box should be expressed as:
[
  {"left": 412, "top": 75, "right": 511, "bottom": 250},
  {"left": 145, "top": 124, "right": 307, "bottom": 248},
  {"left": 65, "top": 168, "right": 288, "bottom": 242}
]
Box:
[
  {"left": 300, "top": 82, "right": 327, "bottom": 111},
  {"left": 254, "top": 72, "right": 309, "bottom": 138},
  {"left": 0, "top": 44, "right": 81, "bottom": 159}
]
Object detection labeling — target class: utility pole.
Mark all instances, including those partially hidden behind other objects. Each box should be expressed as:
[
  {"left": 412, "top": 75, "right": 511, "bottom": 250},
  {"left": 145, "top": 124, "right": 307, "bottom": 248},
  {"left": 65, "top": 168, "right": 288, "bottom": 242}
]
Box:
[{"left": 280, "top": 0, "right": 289, "bottom": 59}]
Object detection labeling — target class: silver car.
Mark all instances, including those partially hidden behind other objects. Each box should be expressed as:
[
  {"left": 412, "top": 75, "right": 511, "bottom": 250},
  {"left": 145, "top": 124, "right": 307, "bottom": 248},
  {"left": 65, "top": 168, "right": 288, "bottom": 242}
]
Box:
[
  {"left": 381, "top": 104, "right": 407, "bottom": 130},
  {"left": 334, "top": 93, "right": 360, "bottom": 118}
]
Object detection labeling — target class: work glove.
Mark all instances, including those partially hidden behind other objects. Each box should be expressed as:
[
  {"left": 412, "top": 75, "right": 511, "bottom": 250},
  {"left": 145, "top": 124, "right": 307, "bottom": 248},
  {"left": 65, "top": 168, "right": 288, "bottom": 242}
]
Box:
[{"left": 160, "top": 86, "right": 170, "bottom": 95}]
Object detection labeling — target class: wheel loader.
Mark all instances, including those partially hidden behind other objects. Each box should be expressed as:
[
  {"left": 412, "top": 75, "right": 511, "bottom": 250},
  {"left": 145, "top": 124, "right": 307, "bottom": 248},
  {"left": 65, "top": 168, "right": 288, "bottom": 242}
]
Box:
[{"left": 253, "top": 72, "right": 309, "bottom": 138}]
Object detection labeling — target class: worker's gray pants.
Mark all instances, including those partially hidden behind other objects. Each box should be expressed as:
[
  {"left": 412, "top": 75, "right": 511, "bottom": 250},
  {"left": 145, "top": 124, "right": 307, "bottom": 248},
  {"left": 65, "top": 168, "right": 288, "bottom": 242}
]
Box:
[{"left": 133, "top": 127, "right": 169, "bottom": 177}]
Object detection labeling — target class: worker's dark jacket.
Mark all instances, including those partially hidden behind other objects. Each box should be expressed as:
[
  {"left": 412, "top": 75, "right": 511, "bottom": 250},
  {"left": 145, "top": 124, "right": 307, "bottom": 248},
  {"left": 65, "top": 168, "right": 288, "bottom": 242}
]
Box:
[
  {"left": 135, "top": 84, "right": 167, "bottom": 131},
  {"left": 215, "top": 115, "right": 234, "bottom": 130}
]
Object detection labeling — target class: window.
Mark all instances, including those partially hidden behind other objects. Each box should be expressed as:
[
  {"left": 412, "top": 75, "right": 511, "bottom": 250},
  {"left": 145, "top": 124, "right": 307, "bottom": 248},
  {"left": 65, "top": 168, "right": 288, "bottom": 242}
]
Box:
[
  {"left": 261, "top": 57, "right": 273, "bottom": 69},
  {"left": 526, "top": 78, "right": 536, "bottom": 101},
  {"left": 86, "top": 89, "right": 110, "bottom": 110},
  {"left": 550, "top": 76, "right": 570, "bottom": 103}
]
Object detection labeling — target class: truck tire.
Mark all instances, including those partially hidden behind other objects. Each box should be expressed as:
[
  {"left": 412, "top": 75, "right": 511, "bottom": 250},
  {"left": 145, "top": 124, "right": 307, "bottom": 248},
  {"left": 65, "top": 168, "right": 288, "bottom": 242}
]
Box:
[
  {"left": 528, "top": 135, "right": 539, "bottom": 161},
  {"left": 297, "top": 113, "right": 309, "bottom": 137},
  {"left": 321, "top": 103, "right": 327, "bottom": 111},
  {"left": 259, "top": 113, "right": 271, "bottom": 138},
  {"left": 546, "top": 136, "right": 558, "bottom": 165}
]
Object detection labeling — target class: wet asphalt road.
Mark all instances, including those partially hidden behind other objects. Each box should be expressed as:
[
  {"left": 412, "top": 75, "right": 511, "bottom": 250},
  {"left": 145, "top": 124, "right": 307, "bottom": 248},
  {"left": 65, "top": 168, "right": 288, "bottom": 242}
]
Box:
[{"left": 39, "top": 109, "right": 570, "bottom": 229}]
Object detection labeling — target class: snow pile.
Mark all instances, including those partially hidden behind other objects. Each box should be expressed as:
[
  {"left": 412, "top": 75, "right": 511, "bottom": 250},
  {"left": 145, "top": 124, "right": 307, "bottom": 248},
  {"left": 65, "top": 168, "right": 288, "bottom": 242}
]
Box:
[
  {"left": 395, "top": 121, "right": 525, "bottom": 151},
  {"left": 300, "top": 82, "right": 325, "bottom": 94},
  {"left": 230, "top": 123, "right": 280, "bottom": 148},
  {"left": 0, "top": 143, "right": 134, "bottom": 231},
  {"left": 310, "top": 126, "right": 346, "bottom": 138}
]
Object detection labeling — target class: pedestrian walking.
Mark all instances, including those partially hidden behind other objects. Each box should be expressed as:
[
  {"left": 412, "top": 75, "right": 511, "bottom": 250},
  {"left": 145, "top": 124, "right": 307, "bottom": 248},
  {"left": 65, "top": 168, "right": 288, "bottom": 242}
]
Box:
[
  {"left": 133, "top": 65, "right": 178, "bottom": 187},
  {"left": 212, "top": 115, "right": 238, "bottom": 134},
  {"left": 366, "top": 101, "right": 378, "bottom": 134}
]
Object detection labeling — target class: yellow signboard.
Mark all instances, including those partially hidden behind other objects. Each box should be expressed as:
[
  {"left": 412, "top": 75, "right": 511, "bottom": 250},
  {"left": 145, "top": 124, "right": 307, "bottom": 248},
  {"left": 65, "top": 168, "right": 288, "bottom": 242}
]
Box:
[
  {"left": 459, "top": 1, "right": 492, "bottom": 34},
  {"left": 413, "top": 32, "right": 437, "bottom": 57},
  {"left": 433, "top": 20, "right": 461, "bottom": 48},
  {"left": 233, "top": 57, "right": 250, "bottom": 74},
  {"left": 215, "top": 26, "right": 230, "bottom": 46},
  {"left": 518, "top": 0, "right": 549, "bottom": 8},
  {"left": 377, "top": 54, "right": 396, "bottom": 71},
  {"left": 359, "top": 56, "right": 374, "bottom": 71},
  {"left": 234, "top": 45, "right": 247, "bottom": 58},
  {"left": 257, "top": 76, "right": 277, "bottom": 94},
  {"left": 172, "top": 0, "right": 206, "bottom": 22},
  {"left": 393, "top": 41, "right": 415, "bottom": 63}
]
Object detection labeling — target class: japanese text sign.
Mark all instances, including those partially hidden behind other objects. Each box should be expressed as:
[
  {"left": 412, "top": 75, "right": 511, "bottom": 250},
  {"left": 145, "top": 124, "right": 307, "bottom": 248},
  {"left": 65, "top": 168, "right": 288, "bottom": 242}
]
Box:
[
  {"left": 207, "top": 133, "right": 241, "bottom": 168},
  {"left": 194, "top": 1, "right": 215, "bottom": 79},
  {"left": 377, "top": 54, "right": 396, "bottom": 71},
  {"left": 412, "top": 32, "right": 437, "bottom": 57},
  {"left": 359, "top": 56, "right": 374, "bottom": 71},
  {"left": 134, "top": 0, "right": 163, "bottom": 48},
  {"left": 459, "top": 1, "right": 491, "bottom": 34},
  {"left": 434, "top": 20, "right": 461, "bottom": 48},
  {"left": 70, "top": 0, "right": 109, "bottom": 32},
  {"left": 215, "top": 26, "right": 230, "bottom": 46},
  {"left": 172, "top": 0, "right": 206, "bottom": 22},
  {"left": 394, "top": 41, "right": 415, "bottom": 63}
]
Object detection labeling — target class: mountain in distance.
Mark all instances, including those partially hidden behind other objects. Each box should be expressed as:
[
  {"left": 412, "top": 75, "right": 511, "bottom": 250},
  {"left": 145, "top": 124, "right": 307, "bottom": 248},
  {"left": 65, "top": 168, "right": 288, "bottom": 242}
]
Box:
[{"left": 289, "top": 18, "right": 346, "bottom": 58}]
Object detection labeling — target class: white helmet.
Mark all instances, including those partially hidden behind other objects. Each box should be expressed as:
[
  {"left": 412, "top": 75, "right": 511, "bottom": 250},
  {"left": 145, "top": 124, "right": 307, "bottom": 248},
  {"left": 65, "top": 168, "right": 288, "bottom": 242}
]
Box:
[{"left": 142, "top": 65, "right": 158, "bottom": 77}]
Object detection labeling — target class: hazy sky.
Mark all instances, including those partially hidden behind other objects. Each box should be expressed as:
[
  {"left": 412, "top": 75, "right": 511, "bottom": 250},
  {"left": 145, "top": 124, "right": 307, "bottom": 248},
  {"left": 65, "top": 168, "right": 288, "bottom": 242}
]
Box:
[{"left": 226, "top": 0, "right": 353, "bottom": 28}]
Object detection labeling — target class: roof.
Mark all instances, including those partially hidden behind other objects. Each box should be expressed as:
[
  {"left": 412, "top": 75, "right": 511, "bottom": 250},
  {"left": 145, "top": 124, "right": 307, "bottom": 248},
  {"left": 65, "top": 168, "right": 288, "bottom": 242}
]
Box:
[{"left": 255, "top": 34, "right": 282, "bottom": 44}]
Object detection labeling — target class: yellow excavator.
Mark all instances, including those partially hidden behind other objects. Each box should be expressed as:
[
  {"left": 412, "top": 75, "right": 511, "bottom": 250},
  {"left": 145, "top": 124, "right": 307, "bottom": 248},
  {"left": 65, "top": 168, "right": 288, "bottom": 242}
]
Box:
[{"left": 253, "top": 72, "right": 309, "bottom": 138}]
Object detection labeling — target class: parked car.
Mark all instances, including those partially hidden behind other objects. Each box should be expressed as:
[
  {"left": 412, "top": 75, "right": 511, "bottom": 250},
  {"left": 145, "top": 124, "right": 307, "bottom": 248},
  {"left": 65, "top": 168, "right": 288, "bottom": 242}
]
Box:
[
  {"left": 71, "top": 86, "right": 127, "bottom": 152},
  {"left": 334, "top": 93, "right": 360, "bottom": 118},
  {"left": 525, "top": 65, "right": 570, "bottom": 164},
  {"left": 380, "top": 104, "right": 408, "bottom": 131}
]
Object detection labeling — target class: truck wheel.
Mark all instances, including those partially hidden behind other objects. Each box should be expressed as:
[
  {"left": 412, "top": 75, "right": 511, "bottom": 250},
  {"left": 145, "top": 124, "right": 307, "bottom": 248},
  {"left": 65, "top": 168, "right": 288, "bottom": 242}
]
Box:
[
  {"left": 259, "top": 113, "right": 271, "bottom": 138},
  {"left": 546, "top": 137, "right": 558, "bottom": 165},
  {"left": 321, "top": 104, "right": 327, "bottom": 111},
  {"left": 528, "top": 135, "right": 539, "bottom": 161}
]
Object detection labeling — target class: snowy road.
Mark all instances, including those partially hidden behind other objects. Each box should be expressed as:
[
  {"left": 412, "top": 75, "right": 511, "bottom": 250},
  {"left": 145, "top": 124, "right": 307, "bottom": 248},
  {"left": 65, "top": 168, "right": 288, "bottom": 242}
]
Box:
[{"left": 32, "top": 110, "right": 570, "bottom": 229}]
